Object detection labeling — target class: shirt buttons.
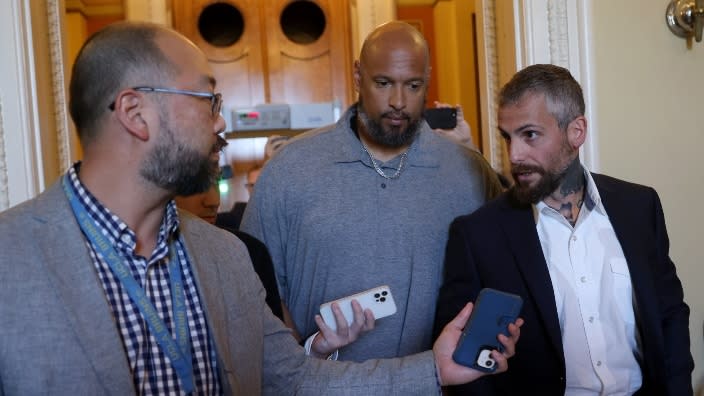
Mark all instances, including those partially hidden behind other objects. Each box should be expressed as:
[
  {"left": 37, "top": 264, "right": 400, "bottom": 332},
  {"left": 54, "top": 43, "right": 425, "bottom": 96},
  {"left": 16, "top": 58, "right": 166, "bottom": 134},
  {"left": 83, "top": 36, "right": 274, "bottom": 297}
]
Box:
[
  {"left": 580, "top": 276, "right": 587, "bottom": 283},
  {"left": 588, "top": 316, "right": 594, "bottom": 323},
  {"left": 381, "top": 183, "right": 386, "bottom": 189},
  {"left": 596, "top": 361, "right": 602, "bottom": 367},
  {"left": 121, "top": 234, "right": 131, "bottom": 243},
  {"left": 571, "top": 235, "right": 577, "bottom": 241}
]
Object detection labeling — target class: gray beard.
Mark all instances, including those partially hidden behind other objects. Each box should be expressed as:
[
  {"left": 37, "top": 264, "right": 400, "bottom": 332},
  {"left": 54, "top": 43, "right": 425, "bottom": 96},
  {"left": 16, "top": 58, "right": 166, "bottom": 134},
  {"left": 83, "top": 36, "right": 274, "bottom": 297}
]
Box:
[
  {"left": 356, "top": 103, "right": 421, "bottom": 148},
  {"left": 140, "top": 114, "right": 219, "bottom": 196}
]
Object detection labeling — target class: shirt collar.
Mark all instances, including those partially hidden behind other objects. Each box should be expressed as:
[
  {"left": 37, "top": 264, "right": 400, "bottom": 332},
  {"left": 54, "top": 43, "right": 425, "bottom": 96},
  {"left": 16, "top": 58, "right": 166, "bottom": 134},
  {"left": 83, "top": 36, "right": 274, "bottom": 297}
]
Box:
[
  {"left": 333, "top": 104, "right": 440, "bottom": 168},
  {"left": 67, "top": 162, "right": 180, "bottom": 257}
]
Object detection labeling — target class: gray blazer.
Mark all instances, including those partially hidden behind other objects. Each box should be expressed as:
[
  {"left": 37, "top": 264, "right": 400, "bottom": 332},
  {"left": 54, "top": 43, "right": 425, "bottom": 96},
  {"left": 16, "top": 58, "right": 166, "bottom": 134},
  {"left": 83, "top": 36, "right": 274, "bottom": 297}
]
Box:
[{"left": 0, "top": 181, "right": 438, "bottom": 395}]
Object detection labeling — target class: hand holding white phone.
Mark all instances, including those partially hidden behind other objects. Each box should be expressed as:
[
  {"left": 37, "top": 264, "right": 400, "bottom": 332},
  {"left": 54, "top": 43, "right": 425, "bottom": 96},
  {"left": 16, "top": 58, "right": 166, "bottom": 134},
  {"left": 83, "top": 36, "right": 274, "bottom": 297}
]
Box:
[{"left": 319, "top": 285, "right": 397, "bottom": 331}]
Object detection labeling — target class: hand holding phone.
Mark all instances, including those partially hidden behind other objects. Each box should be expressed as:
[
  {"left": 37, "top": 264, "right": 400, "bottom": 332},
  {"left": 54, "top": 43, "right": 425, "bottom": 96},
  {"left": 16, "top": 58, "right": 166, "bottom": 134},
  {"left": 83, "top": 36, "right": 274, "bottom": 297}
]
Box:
[
  {"left": 424, "top": 107, "right": 458, "bottom": 129},
  {"left": 452, "top": 288, "right": 523, "bottom": 372},
  {"left": 319, "top": 285, "right": 397, "bottom": 331}
]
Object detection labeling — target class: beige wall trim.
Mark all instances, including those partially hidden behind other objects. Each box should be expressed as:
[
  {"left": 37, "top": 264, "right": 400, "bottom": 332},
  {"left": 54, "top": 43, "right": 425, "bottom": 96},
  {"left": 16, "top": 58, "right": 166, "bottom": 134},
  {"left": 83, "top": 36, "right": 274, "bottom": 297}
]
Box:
[
  {"left": 48, "top": 0, "right": 72, "bottom": 171},
  {"left": 475, "top": 0, "right": 502, "bottom": 171}
]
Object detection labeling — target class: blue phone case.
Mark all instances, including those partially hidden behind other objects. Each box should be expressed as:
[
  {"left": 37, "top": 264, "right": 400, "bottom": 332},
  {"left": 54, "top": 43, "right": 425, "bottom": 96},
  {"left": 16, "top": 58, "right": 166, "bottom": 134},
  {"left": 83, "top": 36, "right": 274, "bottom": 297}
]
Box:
[{"left": 452, "top": 288, "right": 523, "bottom": 372}]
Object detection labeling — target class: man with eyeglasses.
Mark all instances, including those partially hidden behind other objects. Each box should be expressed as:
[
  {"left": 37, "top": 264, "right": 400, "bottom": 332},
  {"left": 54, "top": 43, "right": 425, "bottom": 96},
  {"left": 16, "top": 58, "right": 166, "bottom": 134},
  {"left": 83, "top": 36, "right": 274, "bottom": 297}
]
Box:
[{"left": 0, "top": 22, "right": 522, "bottom": 395}]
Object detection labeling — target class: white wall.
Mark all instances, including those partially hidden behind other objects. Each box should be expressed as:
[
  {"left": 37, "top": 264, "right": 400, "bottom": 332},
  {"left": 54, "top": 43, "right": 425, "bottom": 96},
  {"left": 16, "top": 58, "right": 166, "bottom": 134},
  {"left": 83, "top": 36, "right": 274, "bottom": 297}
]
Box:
[
  {"left": 591, "top": 0, "right": 703, "bottom": 391},
  {"left": 0, "top": 0, "right": 43, "bottom": 209}
]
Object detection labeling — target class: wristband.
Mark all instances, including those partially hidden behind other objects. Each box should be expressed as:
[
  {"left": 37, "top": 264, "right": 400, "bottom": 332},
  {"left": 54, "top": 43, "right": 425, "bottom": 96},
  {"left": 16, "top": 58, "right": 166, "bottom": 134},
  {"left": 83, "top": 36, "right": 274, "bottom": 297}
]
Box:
[{"left": 303, "top": 331, "right": 339, "bottom": 361}]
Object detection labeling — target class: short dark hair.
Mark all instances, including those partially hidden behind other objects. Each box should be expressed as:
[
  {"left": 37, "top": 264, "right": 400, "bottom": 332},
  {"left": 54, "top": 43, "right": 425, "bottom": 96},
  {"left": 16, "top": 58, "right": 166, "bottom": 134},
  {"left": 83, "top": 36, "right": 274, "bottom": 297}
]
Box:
[
  {"left": 68, "top": 22, "right": 178, "bottom": 143},
  {"left": 498, "top": 64, "right": 584, "bottom": 131}
]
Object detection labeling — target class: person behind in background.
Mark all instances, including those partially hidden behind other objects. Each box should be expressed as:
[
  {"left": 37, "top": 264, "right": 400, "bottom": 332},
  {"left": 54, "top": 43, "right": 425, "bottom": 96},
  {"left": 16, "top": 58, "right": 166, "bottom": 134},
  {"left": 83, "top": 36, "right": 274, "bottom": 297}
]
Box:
[
  {"left": 241, "top": 21, "right": 503, "bottom": 361},
  {"left": 174, "top": 155, "right": 285, "bottom": 321},
  {"left": 431, "top": 101, "right": 476, "bottom": 149},
  {"left": 434, "top": 64, "right": 693, "bottom": 395},
  {"left": 216, "top": 135, "right": 286, "bottom": 230},
  {"left": 0, "top": 21, "right": 522, "bottom": 394},
  {"left": 215, "top": 163, "right": 261, "bottom": 230},
  {"left": 431, "top": 101, "right": 511, "bottom": 189}
]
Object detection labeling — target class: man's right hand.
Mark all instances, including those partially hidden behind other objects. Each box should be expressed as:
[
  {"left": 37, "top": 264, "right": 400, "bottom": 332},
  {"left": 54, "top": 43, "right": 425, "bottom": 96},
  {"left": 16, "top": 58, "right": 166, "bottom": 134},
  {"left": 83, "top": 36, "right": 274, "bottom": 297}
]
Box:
[
  {"left": 310, "top": 300, "right": 375, "bottom": 358},
  {"left": 433, "top": 302, "right": 523, "bottom": 386}
]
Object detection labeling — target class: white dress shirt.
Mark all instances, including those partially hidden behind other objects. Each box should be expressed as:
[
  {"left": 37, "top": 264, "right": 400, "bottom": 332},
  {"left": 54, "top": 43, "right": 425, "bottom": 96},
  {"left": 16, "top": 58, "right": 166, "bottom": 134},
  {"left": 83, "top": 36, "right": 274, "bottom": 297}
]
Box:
[{"left": 535, "top": 169, "right": 642, "bottom": 396}]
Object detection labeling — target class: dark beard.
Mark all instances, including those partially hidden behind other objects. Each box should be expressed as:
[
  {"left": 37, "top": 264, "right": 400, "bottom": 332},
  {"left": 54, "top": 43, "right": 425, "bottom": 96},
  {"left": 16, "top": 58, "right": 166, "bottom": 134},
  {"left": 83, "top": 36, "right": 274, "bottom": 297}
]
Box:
[
  {"left": 140, "top": 115, "right": 220, "bottom": 196},
  {"left": 510, "top": 163, "right": 565, "bottom": 205},
  {"left": 357, "top": 102, "right": 421, "bottom": 148}
]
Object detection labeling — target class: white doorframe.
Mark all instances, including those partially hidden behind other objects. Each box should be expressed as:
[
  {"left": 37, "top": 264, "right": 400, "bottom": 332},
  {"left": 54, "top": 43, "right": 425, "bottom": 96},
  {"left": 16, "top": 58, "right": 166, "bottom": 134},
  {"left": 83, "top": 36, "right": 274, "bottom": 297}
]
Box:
[
  {"left": 0, "top": 0, "right": 45, "bottom": 210},
  {"left": 486, "top": 0, "right": 598, "bottom": 171}
]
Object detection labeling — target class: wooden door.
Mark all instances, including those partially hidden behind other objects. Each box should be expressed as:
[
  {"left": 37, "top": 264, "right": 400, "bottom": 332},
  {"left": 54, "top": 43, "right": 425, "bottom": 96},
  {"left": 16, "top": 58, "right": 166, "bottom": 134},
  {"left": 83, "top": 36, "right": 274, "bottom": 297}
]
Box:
[
  {"left": 173, "top": 0, "right": 353, "bottom": 108},
  {"left": 264, "top": 0, "right": 353, "bottom": 106},
  {"left": 172, "top": 0, "right": 354, "bottom": 206},
  {"left": 172, "top": 0, "right": 267, "bottom": 108}
]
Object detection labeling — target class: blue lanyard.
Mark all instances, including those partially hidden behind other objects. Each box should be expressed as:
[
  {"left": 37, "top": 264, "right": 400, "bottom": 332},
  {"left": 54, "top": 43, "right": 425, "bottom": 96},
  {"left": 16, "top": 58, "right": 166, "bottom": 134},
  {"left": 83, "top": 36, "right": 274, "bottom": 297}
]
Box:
[{"left": 62, "top": 175, "right": 195, "bottom": 393}]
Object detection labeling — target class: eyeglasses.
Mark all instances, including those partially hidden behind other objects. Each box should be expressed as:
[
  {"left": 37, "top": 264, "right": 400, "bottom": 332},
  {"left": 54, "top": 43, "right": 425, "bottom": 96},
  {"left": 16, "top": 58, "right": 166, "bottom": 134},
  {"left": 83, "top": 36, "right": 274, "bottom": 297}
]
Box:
[{"left": 109, "top": 86, "right": 223, "bottom": 117}]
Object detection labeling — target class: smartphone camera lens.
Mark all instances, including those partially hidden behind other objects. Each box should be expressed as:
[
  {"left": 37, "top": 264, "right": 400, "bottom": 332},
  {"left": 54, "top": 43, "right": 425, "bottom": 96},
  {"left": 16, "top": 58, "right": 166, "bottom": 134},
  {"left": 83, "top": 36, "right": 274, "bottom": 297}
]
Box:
[
  {"left": 380, "top": 297, "right": 386, "bottom": 302},
  {"left": 381, "top": 291, "right": 388, "bottom": 296},
  {"left": 485, "top": 360, "right": 494, "bottom": 367},
  {"left": 374, "top": 293, "right": 380, "bottom": 298}
]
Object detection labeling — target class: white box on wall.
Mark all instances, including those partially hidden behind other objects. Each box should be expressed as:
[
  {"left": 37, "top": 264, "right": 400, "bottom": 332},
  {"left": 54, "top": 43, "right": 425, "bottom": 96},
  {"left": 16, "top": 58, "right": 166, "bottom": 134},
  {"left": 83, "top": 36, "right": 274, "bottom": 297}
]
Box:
[{"left": 289, "top": 102, "right": 335, "bottom": 129}]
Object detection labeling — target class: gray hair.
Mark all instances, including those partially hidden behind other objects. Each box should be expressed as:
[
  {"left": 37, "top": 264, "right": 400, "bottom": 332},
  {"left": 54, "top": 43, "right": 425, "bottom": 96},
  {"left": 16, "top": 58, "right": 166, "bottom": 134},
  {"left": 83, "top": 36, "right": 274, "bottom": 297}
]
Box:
[
  {"left": 498, "top": 64, "right": 584, "bottom": 131},
  {"left": 68, "top": 22, "right": 179, "bottom": 143}
]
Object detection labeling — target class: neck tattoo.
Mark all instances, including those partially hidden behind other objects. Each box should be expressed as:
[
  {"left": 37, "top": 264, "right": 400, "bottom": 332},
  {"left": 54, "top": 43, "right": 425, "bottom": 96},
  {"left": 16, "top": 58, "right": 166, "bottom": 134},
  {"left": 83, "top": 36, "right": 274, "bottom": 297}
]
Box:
[{"left": 360, "top": 142, "right": 409, "bottom": 180}]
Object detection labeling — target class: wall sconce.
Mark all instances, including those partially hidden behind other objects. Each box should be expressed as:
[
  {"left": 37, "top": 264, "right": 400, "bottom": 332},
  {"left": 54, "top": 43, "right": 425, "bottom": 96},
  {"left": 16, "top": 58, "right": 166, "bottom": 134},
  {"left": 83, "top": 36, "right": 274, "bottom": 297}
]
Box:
[{"left": 666, "top": 0, "right": 704, "bottom": 43}]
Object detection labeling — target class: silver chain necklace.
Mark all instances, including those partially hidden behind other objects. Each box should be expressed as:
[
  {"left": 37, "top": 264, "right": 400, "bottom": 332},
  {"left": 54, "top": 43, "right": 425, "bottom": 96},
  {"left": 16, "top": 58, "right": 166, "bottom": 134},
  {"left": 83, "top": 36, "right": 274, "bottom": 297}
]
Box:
[{"left": 360, "top": 143, "right": 409, "bottom": 180}]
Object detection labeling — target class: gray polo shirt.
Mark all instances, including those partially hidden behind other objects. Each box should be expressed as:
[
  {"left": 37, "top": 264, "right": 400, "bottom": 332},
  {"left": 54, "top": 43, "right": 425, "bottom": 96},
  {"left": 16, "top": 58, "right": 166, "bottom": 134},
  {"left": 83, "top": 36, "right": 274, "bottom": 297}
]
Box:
[{"left": 241, "top": 105, "right": 501, "bottom": 361}]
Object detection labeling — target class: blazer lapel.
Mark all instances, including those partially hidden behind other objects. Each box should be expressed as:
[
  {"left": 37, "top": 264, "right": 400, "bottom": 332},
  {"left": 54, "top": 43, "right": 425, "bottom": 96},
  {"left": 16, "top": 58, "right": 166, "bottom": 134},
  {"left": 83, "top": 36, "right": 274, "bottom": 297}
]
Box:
[
  {"left": 596, "top": 176, "right": 660, "bottom": 381},
  {"left": 179, "top": 217, "right": 240, "bottom": 393},
  {"left": 498, "top": 197, "right": 564, "bottom": 361},
  {"left": 596, "top": 178, "right": 651, "bottom": 290},
  {"left": 34, "top": 185, "right": 134, "bottom": 394}
]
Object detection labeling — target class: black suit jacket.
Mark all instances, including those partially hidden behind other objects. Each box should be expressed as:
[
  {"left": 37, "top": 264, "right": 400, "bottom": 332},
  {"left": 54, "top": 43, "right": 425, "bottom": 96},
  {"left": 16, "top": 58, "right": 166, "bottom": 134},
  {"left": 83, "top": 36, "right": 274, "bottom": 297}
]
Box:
[{"left": 434, "top": 173, "right": 693, "bottom": 395}]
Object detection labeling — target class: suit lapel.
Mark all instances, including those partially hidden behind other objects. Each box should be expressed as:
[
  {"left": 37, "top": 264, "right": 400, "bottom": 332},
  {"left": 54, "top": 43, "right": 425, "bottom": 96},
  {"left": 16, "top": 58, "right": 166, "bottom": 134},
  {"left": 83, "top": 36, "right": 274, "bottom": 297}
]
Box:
[
  {"left": 179, "top": 217, "right": 240, "bottom": 392},
  {"left": 498, "top": 197, "right": 564, "bottom": 360},
  {"left": 596, "top": 177, "right": 651, "bottom": 286},
  {"left": 34, "top": 184, "right": 134, "bottom": 394}
]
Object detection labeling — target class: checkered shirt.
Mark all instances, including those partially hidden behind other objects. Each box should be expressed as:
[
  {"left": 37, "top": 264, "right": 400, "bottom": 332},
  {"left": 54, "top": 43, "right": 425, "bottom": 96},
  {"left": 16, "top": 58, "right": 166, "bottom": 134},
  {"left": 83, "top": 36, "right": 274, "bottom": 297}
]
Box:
[{"left": 67, "top": 165, "right": 222, "bottom": 395}]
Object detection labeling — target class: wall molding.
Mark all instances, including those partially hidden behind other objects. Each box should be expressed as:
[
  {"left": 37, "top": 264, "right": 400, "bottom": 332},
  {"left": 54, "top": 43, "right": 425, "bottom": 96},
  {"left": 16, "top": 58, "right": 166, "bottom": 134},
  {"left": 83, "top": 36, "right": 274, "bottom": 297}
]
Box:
[
  {"left": 476, "top": 0, "right": 502, "bottom": 171},
  {"left": 513, "top": 0, "right": 597, "bottom": 171},
  {"left": 48, "top": 0, "right": 72, "bottom": 171}
]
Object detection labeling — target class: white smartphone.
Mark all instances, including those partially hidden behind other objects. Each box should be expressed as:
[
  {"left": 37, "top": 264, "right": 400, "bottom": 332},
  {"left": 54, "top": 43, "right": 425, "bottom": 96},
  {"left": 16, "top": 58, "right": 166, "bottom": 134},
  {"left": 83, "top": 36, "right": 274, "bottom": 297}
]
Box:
[{"left": 319, "top": 285, "right": 397, "bottom": 331}]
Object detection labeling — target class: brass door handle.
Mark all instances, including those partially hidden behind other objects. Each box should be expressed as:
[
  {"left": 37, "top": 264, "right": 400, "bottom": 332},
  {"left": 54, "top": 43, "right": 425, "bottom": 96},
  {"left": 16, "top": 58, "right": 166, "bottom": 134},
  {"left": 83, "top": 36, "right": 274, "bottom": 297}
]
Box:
[{"left": 666, "top": 0, "right": 704, "bottom": 42}]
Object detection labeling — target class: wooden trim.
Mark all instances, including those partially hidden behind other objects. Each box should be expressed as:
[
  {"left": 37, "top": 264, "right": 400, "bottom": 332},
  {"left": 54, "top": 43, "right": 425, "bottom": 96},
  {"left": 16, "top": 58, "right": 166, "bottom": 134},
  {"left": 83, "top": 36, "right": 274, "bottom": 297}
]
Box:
[{"left": 65, "top": 0, "right": 124, "bottom": 17}]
